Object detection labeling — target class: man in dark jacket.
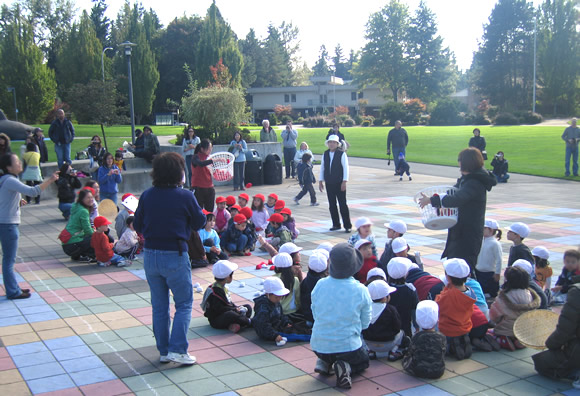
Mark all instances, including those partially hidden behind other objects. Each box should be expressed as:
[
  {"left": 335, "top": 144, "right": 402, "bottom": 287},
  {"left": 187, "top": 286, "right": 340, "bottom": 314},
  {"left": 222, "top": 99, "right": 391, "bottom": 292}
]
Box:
[
  {"left": 33, "top": 128, "right": 48, "bottom": 163},
  {"left": 48, "top": 109, "right": 75, "bottom": 167},
  {"left": 387, "top": 121, "right": 409, "bottom": 172},
  {"left": 490, "top": 151, "right": 509, "bottom": 182},
  {"left": 136, "top": 126, "right": 160, "bottom": 162}
]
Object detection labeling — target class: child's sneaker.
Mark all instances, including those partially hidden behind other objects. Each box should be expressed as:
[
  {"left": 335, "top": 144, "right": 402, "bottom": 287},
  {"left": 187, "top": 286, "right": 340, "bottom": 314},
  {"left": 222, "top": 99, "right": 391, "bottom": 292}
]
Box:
[
  {"left": 97, "top": 261, "right": 111, "bottom": 267},
  {"left": 77, "top": 255, "right": 92, "bottom": 263},
  {"left": 167, "top": 352, "right": 196, "bottom": 365},
  {"left": 497, "top": 335, "right": 515, "bottom": 351},
  {"left": 409, "top": 176, "right": 412, "bottom": 181},
  {"left": 387, "top": 350, "right": 404, "bottom": 361},
  {"left": 484, "top": 334, "right": 501, "bottom": 351},
  {"left": 512, "top": 338, "right": 526, "bottom": 350},
  {"left": 293, "top": 197, "right": 300, "bottom": 205},
  {"left": 314, "top": 358, "right": 332, "bottom": 375},
  {"left": 399, "top": 176, "right": 403, "bottom": 181},
  {"left": 472, "top": 337, "right": 492, "bottom": 352},
  {"left": 333, "top": 360, "right": 352, "bottom": 389},
  {"left": 117, "top": 260, "right": 131, "bottom": 267},
  {"left": 573, "top": 376, "right": 580, "bottom": 389},
  {"left": 228, "top": 323, "right": 241, "bottom": 333}
]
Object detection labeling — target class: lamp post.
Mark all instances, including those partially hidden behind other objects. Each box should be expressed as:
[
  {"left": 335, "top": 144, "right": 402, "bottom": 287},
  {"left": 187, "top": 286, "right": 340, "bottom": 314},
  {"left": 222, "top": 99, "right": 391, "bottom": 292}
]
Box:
[
  {"left": 119, "top": 41, "right": 137, "bottom": 144},
  {"left": 101, "top": 46, "right": 113, "bottom": 83},
  {"left": 532, "top": 15, "right": 537, "bottom": 114},
  {"left": 6, "top": 87, "right": 17, "bottom": 121}
]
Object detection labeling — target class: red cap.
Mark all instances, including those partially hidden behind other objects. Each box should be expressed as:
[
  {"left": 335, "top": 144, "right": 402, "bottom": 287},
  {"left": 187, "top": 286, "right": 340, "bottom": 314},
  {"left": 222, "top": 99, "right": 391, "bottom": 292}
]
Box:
[
  {"left": 253, "top": 194, "right": 265, "bottom": 202},
  {"left": 226, "top": 195, "right": 236, "bottom": 206},
  {"left": 202, "top": 209, "right": 211, "bottom": 215},
  {"left": 274, "top": 200, "right": 286, "bottom": 210},
  {"left": 94, "top": 216, "right": 111, "bottom": 228},
  {"left": 121, "top": 193, "right": 135, "bottom": 201},
  {"left": 230, "top": 204, "right": 242, "bottom": 212},
  {"left": 240, "top": 207, "right": 253, "bottom": 219},
  {"left": 268, "top": 193, "right": 278, "bottom": 200},
  {"left": 268, "top": 213, "right": 284, "bottom": 223},
  {"left": 245, "top": 183, "right": 252, "bottom": 189},
  {"left": 233, "top": 214, "right": 247, "bottom": 224},
  {"left": 82, "top": 186, "right": 96, "bottom": 196},
  {"left": 215, "top": 196, "right": 226, "bottom": 204},
  {"left": 280, "top": 207, "right": 292, "bottom": 216},
  {"left": 238, "top": 193, "right": 250, "bottom": 202}
]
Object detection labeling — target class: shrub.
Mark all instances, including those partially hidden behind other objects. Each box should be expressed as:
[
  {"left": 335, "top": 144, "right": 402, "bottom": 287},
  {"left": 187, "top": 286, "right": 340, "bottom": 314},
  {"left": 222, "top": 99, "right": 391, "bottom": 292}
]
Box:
[
  {"left": 493, "top": 113, "right": 519, "bottom": 125},
  {"left": 301, "top": 119, "right": 310, "bottom": 127},
  {"left": 361, "top": 120, "right": 372, "bottom": 127},
  {"left": 521, "top": 111, "right": 543, "bottom": 124},
  {"left": 381, "top": 101, "right": 406, "bottom": 125},
  {"left": 296, "top": 117, "right": 305, "bottom": 124},
  {"left": 343, "top": 118, "right": 355, "bottom": 127},
  {"left": 280, "top": 115, "right": 293, "bottom": 125},
  {"left": 472, "top": 114, "right": 492, "bottom": 125},
  {"left": 336, "top": 114, "right": 350, "bottom": 126},
  {"left": 404, "top": 98, "right": 426, "bottom": 125},
  {"left": 487, "top": 105, "right": 499, "bottom": 119},
  {"left": 373, "top": 118, "right": 383, "bottom": 126},
  {"left": 335, "top": 105, "right": 349, "bottom": 115},
  {"left": 273, "top": 104, "right": 292, "bottom": 117},
  {"left": 429, "top": 98, "right": 463, "bottom": 125},
  {"left": 354, "top": 115, "right": 363, "bottom": 125},
  {"left": 269, "top": 113, "right": 278, "bottom": 125}
]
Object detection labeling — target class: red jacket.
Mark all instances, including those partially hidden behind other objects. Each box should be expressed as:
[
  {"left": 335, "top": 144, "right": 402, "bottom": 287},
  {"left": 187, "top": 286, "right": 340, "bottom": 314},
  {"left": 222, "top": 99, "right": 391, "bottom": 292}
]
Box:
[
  {"left": 91, "top": 231, "right": 114, "bottom": 262},
  {"left": 191, "top": 152, "right": 213, "bottom": 188},
  {"left": 436, "top": 286, "right": 475, "bottom": 337},
  {"left": 355, "top": 256, "right": 378, "bottom": 283}
]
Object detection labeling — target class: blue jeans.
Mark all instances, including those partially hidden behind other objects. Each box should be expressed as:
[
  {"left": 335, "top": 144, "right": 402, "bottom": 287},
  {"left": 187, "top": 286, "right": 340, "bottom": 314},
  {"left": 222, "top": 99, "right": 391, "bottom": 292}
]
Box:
[
  {"left": 494, "top": 173, "right": 510, "bottom": 183},
  {"left": 100, "top": 192, "right": 118, "bottom": 205},
  {"left": 392, "top": 146, "right": 406, "bottom": 171},
  {"left": 54, "top": 143, "right": 71, "bottom": 168},
  {"left": 0, "top": 224, "right": 22, "bottom": 299},
  {"left": 283, "top": 147, "right": 297, "bottom": 177},
  {"left": 227, "top": 234, "right": 248, "bottom": 253},
  {"left": 59, "top": 202, "right": 73, "bottom": 219},
  {"left": 143, "top": 249, "right": 193, "bottom": 355},
  {"left": 565, "top": 146, "right": 578, "bottom": 176},
  {"left": 105, "top": 253, "right": 125, "bottom": 266},
  {"left": 234, "top": 161, "right": 245, "bottom": 189},
  {"left": 185, "top": 155, "right": 193, "bottom": 188}
]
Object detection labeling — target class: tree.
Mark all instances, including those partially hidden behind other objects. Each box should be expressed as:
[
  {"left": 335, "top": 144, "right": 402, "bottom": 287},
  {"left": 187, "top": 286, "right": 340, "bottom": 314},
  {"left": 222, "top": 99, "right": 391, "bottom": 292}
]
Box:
[
  {"left": 67, "top": 79, "right": 128, "bottom": 124},
  {"left": 89, "top": 0, "right": 110, "bottom": 46},
  {"left": 0, "top": 4, "right": 56, "bottom": 122},
  {"left": 239, "top": 29, "right": 262, "bottom": 88},
  {"left": 262, "top": 24, "right": 292, "bottom": 86},
  {"left": 355, "top": 0, "right": 410, "bottom": 101},
  {"left": 312, "top": 45, "right": 332, "bottom": 76},
  {"left": 332, "top": 44, "right": 348, "bottom": 79},
  {"left": 292, "top": 61, "right": 313, "bottom": 87}
]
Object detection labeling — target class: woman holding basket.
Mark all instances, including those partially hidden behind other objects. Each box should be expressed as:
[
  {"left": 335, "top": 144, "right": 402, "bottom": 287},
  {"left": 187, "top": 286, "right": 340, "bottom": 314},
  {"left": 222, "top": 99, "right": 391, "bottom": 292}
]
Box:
[
  {"left": 418, "top": 148, "right": 496, "bottom": 274},
  {"left": 191, "top": 139, "right": 216, "bottom": 212}
]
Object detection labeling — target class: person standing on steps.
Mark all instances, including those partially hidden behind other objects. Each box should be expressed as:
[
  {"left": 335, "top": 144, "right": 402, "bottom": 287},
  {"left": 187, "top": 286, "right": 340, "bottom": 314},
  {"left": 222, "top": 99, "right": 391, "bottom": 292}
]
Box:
[
  {"left": 387, "top": 121, "right": 409, "bottom": 174},
  {"left": 281, "top": 120, "right": 298, "bottom": 179},
  {"left": 48, "top": 109, "right": 75, "bottom": 167},
  {"left": 562, "top": 118, "right": 579, "bottom": 177},
  {"left": 260, "top": 119, "right": 277, "bottom": 142},
  {"left": 319, "top": 135, "right": 352, "bottom": 233}
]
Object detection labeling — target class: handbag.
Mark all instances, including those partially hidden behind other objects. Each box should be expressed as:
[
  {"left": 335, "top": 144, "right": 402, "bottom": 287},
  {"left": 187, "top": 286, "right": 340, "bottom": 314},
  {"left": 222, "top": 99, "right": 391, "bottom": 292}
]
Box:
[
  {"left": 58, "top": 228, "right": 72, "bottom": 244},
  {"left": 482, "top": 150, "right": 488, "bottom": 160}
]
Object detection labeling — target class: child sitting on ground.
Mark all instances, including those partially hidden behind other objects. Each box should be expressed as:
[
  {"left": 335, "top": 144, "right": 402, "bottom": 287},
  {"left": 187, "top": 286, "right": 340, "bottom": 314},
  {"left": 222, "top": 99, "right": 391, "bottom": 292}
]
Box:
[
  {"left": 221, "top": 214, "right": 253, "bottom": 256},
  {"left": 113, "top": 150, "right": 126, "bottom": 171},
  {"left": 300, "top": 251, "right": 328, "bottom": 325},
  {"left": 113, "top": 216, "right": 139, "bottom": 259},
  {"left": 379, "top": 220, "right": 407, "bottom": 271},
  {"left": 387, "top": 257, "right": 419, "bottom": 337},
  {"left": 274, "top": 200, "right": 285, "bottom": 213},
  {"left": 279, "top": 242, "right": 305, "bottom": 281},
  {"left": 507, "top": 222, "right": 534, "bottom": 266},
  {"left": 490, "top": 265, "right": 541, "bottom": 351},
  {"left": 250, "top": 194, "right": 269, "bottom": 236},
  {"left": 294, "top": 153, "right": 319, "bottom": 206},
  {"left": 532, "top": 246, "right": 553, "bottom": 296},
  {"left": 238, "top": 193, "right": 249, "bottom": 208},
  {"left": 226, "top": 204, "right": 241, "bottom": 228},
  {"left": 403, "top": 301, "right": 447, "bottom": 379},
  {"left": 396, "top": 153, "right": 412, "bottom": 181},
  {"left": 225, "top": 195, "right": 236, "bottom": 212},
  {"left": 354, "top": 239, "right": 379, "bottom": 283},
  {"left": 263, "top": 213, "right": 292, "bottom": 251},
  {"left": 406, "top": 262, "right": 445, "bottom": 301},
  {"left": 199, "top": 212, "right": 228, "bottom": 264},
  {"left": 280, "top": 208, "right": 299, "bottom": 240},
  {"left": 475, "top": 219, "right": 503, "bottom": 298},
  {"left": 265, "top": 193, "right": 278, "bottom": 216},
  {"left": 366, "top": 267, "right": 387, "bottom": 285},
  {"left": 91, "top": 216, "right": 128, "bottom": 267},
  {"left": 391, "top": 237, "right": 418, "bottom": 263},
  {"left": 310, "top": 243, "right": 372, "bottom": 389},
  {"left": 273, "top": 253, "right": 301, "bottom": 315},
  {"left": 513, "top": 259, "right": 548, "bottom": 309},
  {"left": 362, "top": 280, "right": 410, "bottom": 361},
  {"left": 435, "top": 258, "right": 475, "bottom": 360},
  {"left": 240, "top": 207, "right": 257, "bottom": 249},
  {"left": 115, "top": 193, "right": 138, "bottom": 238},
  {"left": 552, "top": 249, "right": 580, "bottom": 304},
  {"left": 348, "top": 217, "right": 378, "bottom": 257},
  {"left": 213, "top": 196, "right": 231, "bottom": 234},
  {"left": 200, "top": 260, "right": 252, "bottom": 333}
]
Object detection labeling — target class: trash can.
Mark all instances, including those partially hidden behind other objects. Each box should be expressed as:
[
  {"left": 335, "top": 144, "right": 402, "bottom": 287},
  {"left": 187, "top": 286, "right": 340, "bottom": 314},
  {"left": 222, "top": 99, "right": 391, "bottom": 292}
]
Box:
[
  {"left": 244, "top": 149, "right": 263, "bottom": 186},
  {"left": 264, "top": 153, "right": 283, "bottom": 185}
]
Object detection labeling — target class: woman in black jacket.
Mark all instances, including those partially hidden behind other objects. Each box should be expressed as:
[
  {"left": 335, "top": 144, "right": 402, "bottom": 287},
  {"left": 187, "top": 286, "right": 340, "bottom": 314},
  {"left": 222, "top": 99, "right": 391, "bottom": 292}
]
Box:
[
  {"left": 419, "top": 148, "right": 497, "bottom": 274},
  {"left": 33, "top": 128, "right": 49, "bottom": 163},
  {"left": 490, "top": 151, "right": 509, "bottom": 183},
  {"left": 468, "top": 128, "right": 487, "bottom": 159},
  {"left": 56, "top": 163, "right": 81, "bottom": 220}
]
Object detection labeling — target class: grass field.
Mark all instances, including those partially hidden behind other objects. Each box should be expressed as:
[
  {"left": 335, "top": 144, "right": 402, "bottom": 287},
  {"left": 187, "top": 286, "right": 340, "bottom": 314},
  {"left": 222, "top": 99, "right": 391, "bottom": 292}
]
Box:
[{"left": 8, "top": 124, "right": 575, "bottom": 180}]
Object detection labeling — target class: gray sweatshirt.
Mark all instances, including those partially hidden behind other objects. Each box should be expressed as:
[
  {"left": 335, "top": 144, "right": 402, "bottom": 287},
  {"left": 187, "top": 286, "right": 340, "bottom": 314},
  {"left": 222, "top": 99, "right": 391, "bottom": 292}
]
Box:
[
  {"left": 281, "top": 128, "right": 298, "bottom": 148},
  {"left": 0, "top": 175, "right": 41, "bottom": 224}
]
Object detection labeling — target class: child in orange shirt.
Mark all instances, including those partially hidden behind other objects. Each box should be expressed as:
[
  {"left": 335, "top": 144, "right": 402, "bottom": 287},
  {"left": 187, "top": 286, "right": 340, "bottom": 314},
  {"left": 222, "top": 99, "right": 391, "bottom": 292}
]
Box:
[
  {"left": 532, "top": 246, "right": 553, "bottom": 292},
  {"left": 91, "top": 216, "right": 128, "bottom": 267}
]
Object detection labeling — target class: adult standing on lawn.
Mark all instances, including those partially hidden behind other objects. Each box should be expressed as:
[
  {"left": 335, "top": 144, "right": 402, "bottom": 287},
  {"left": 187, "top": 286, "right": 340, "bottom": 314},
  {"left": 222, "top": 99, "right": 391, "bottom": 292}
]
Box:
[
  {"left": 134, "top": 152, "right": 206, "bottom": 365},
  {"left": 468, "top": 128, "right": 487, "bottom": 160},
  {"left": 319, "top": 135, "right": 352, "bottom": 232},
  {"left": 281, "top": 120, "right": 298, "bottom": 178},
  {"left": 260, "top": 120, "right": 277, "bottom": 142},
  {"left": 33, "top": 128, "right": 48, "bottom": 163},
  {"left": 49, "top": 109, "right": 75, "bottom": 167},
  {"left": 387, "top": 121, "right": 409, "bottom": 173},
  {"left": 562, "top": 118, "right": 579, "bottom": 177}
]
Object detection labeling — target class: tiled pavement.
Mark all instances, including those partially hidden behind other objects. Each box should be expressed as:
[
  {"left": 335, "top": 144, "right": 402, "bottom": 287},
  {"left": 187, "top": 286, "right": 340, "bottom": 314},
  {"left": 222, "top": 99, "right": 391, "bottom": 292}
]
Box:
[{"left": 1, "top": 158, "right": 580, "bottom": 396}]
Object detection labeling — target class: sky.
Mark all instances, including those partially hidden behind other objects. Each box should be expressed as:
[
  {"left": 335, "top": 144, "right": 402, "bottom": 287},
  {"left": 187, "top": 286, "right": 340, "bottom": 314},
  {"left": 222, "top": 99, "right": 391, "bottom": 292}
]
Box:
[{"left": 1, "top": 0, "right": 542, "bottom": 71}]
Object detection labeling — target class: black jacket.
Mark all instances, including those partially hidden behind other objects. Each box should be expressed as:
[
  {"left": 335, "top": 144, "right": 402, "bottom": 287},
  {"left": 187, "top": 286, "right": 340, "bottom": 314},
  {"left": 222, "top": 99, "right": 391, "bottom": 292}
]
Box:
[
  {"left": 253, "top": 294, "right": 290, "bottom": 341},
  {"left": 56, "top": 174, "right": 81, "bottom": 203},
  {"left": 35, "top": 135, "right": 48, "bottom": 163},
  {"left": 300, "top": 270, "right": 323, "bottom": 322},
  {"left": 555, "top": 268, "right": 580, "bottom": 293},
  {"left": 491, "top": 157, "right": 508, "bottom": 176},
  {"left": 49, "top": 118, "right": 75, "bottom": 144},
  {"left": 469, "top": 136, "right": 486, "bottom": 153},
  {"left": 507, "top": 244, "right": 534, "bottom": 267},
  {"left": 326, "top": 130, "right": 345, "bottom": 141},
  {"left": 389, "top": 283, "right": 419, "bottom": 337},
  {"left": 203, "top": 284, "right": 238, "bottom": 323},
  {"left": 297, "top": 162, "right": 315, "bottom": 186},
  {"left": 387, "top": 128, "right": 409, "bottom": 151},
  {"left": 431, "top": 168, "right": 496, "bottom": 264},
  {"left": 362, "top": 304, "right": 402, "bottom": 342}
]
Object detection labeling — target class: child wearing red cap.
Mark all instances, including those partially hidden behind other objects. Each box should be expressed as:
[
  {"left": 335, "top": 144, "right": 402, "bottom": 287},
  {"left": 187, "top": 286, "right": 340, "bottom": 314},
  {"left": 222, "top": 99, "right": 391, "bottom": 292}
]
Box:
[
  {"left": 265, "top": 193, "right": 278, "bottom": 216},
  {"left": 263, "top": 213, "right": 292, "bottom": 251},
  {"left": 115, "top": 193, "right": 137, "bottom": 238},
  {"left": 213, "top": 196, "right": 231, "bottom": 234},
  {"left": 238, "top": 193, "right": 249, "bottom": 208},
  {"left": 221, "top": 214, "right": 253, "bottom": 255},
  {"left": 225, "top": 195, "right": 236, "bottom": 211},
  {"left": 240, "top": 207, "right": 257, "bottom": 247},
  {"left": 274, "top": 199, "right": 285, "bottom": 213},
  {"left": 280, "top": 208, "right": 299, "bottom": 240},
  {"left": 91, "top": 216, "right": 128, "bottom": 267},
  {"left": 251, "top": 194, "right": 269, "bottom": 236}
]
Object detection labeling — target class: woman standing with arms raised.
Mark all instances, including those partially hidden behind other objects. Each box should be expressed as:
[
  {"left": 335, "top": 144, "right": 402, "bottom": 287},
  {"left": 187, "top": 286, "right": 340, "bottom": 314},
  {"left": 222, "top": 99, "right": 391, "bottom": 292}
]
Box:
[
  {"left": 134, "top": 152, "right": 206, "bottom": 365},
  {"left": 230, "top": 131, "right": 247, "bottom": 191}
]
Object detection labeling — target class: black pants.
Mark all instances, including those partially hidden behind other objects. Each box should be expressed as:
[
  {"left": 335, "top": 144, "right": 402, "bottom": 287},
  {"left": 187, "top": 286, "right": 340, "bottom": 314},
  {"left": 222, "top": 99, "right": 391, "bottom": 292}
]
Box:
[
  {"left": 203, "top": 238, "right": 228, "bottom": 263},
  {"left": 326, "top": 182, "right": 351, "bottom": 229},
  {"left": 233, "top": 162, "right": 245, "bottom": 189},
  {"left": 62, "top": 236, "right": 94, "bottom": 260},
  {"left": 314, "top": 346, "right": 369, "bottom": 374},
  {"left": 475, "top": 269, "right": 499, "bottom": 297},
  {"left": 296, "top": 183, "right": 317, "bottom": 204},
  {"left": 25, "top": 181, "right": 41, "bottom": 203},
  {"left": 209, "top": 305, "right": 252, "bottom": 329},
  {"left": 283, "top": 147, "right": 296, "bottom": 177},
  {"left": 136, "top": 150, "right": 157, "bottom": 163},
  {"left": 194, "top": 187, "right": 215, "bottom": 212}
]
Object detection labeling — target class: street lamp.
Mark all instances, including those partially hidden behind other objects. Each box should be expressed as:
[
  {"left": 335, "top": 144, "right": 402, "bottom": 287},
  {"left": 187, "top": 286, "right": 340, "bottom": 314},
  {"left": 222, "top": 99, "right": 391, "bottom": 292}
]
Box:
[
  {"left": 101, "top": 46, "right": 113, "bottom": 83},
  {"left": 119, "top": 41, "right": 137, "bottom": 144},
  {"left": 6, "top": 87, "right": 17, "bottom": 121}
]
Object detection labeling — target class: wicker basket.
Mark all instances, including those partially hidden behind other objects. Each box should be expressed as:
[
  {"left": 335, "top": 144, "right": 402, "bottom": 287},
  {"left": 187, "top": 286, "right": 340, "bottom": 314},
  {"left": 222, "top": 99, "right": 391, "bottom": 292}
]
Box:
[
  {"left": 413, "top": 186, "right": 459, "bottom": 230},
  {"left": 98, "top": 199, "right": 118, "bottom": 223},
  {"left": 208, "top": 152, "right": 235, "bottom": 182},
  {"left": 513, "top": 310, "right": 560, "bottom": 350}
]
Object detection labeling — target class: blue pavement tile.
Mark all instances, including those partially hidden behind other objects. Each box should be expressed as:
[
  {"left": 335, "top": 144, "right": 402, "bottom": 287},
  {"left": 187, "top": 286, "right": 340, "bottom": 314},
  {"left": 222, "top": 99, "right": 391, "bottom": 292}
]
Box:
[
  {"left": 0, "top": 315, "right": 27, "bottom": 326},
  {"left": 12, "top": 351, "right": 57, "bottom": 368},
  {"left": 19, "top": 361, "right": 66, "bottom": 380},
  {"left": 60, "top": 355, "right": 106, "bottom": 373},
  {"left": 52, "top": 345, "right": 95, "bottom": 361},
  {"left": 562, "top": 389, "right": 580, "bottom": 396},
  {"left": 128, "top": 269, "right": 147, "bottom": 280},
  {"left": 44, "top": 335, "right": 85, "bottom": 350},
  {"left": 70, "top": 366, "right": 117, "bottom": 386},
  {"left": 0, "top": 272, "right": 25, "bottom": 285},
  {"left": 398, "top": 384, "right": 454, "bottom": 396},
  {"left": 532, "top": 215, "right": 580, "bottom": 225},
  {"left": 564, "top": 225, "right": 580, "bottom": 232},
  {"left": 7, "top": 341, "right": 48, "bottom": 356},
  {"left": 0, "top": 307, "right": 22, "bottom": 318},
  {"left": 544, "top": 235, "right": 580, "bottom": 245},
  {"left": 213, "top": 392, "right": 239, "bottom": 396},
  {"left": 27, "top": 373, "right": 76, "bottom": 394},
  {"left": 19, "top": 304, "right": 54, "bottom": 315},
  {"left": 26, "top": 311, "right": 62, "bottom": 323}
]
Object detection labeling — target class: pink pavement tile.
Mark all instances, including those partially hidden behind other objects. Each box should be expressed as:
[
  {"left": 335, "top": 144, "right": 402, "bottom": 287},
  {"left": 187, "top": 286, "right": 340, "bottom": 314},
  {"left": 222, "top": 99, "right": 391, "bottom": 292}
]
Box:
[
  {"left": 221, "top": 341, "right": 265, "bottom": 358},
  {"left": 190, "top": 309, "right": 204, "bottom": 318},
  {"left": 39, "top": 288, "right": 72, "bottom": 298},
  {"left": 127, "top": 307, "right": 152, "bottom": 317},
  {"left": 14, "top": 262, "right": 42, "bottom": 271},
  {"left": 361, "top": 360, "right": 398, "bottom": 378},
  {"left": 36, "top": 259, "right": 67, "bottom": 268},
  {"left": 371, "top": 371, "right": 425, "bottom": 392},
  {"left": 191, "top": 347, "right": 232, "bottom": 364},
  {"left": 0, "top": 357, "right": 16, "bottom": 371},
  {"left": 44, "top": 295, "right": 78, "bottom": 304},
  {"left": 81, "top": 379, "right": 131, "bottom": 396},
  {"left": 74, "top": 291, "right": 105, "bottom": 300},
  {"left": 136, "top": 316, "right": 153, "bottom": 325},
  {"left": 289, "top": 356, "right": 317, "bottom": 374},
  {"left": 205, "top": 333, "right": 248, "bottom": 347},
  {"left": 343, "top": 379, "right": 391, "bottom": 396},
  {"left": 187, "top": 337, "right": 214, "bottom": 351},
  {"left": 106, "top": 272, "right": 140, "bottom": 282},
  {"left": 0, "top": 348, "right": 9, "bottom": 358},
  {"left": 271, "top": 345, "right": 315, "bottom": 362},
  {"left": 37, "top": 387, "right": 83, "bottom": 396},
  {"left": 0, "top": 285, "right": 5, "bottom": 296},
  {"left": 68, "top": 286, "right": 99, "bottom": 294},
  {"left": 81, "top": 274, "right": 116, "bottom": 285}
]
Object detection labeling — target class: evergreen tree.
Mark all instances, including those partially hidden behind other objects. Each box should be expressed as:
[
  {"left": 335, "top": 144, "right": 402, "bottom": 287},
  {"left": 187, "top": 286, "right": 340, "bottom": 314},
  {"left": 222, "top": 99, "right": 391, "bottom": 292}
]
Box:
[
  {"left": 89, "top": 0, "right": 110, "bottom": 47},
  {"left": 239, "top": 29, "right": 262, "bottom": 88},
  {"left": 345, "top": 50, "right": 358, "bottom": 80},
  {"left": 262, "top": 24, "right": 292, "bottom": 86},
  {"left": 332, "top": 44, "right": 348, "bottom": 79},
  {"left": 312, "top": 45, "right": 332, "bottom": 76},
  {"left": 292, "top": 61, "right": 313, "bottom": 86}
]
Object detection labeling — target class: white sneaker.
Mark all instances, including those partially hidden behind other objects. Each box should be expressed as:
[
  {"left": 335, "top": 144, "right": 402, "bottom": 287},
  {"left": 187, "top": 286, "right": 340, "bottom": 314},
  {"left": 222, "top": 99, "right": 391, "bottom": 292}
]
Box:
[
  {"left": 167, "top": 352, "right": 196, "bottom": 365},
  {"left": 159, "top": 355, "right": 171, "bottom": 363}
]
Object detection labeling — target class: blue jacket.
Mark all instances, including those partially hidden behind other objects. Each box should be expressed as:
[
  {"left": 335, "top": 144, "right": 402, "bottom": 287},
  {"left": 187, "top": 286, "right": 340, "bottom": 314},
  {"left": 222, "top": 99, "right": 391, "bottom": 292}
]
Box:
[
  {"left": 229, "top": 140, "right": 247, "bottom": 162},
  {"left": 220, "top": 222, "right": 255, "bottom": 250},
  {"left": 97, "top": 165, "right": 122, "bottom": 194},
  {"left": 253, "top": 294, "right": 290, "bottom": 341},
  {"left": 198, "top": 228, "right": 220, "bottom": 253},
  {"left": 49, "top": 118, "right": 75, "bottom": 144}
]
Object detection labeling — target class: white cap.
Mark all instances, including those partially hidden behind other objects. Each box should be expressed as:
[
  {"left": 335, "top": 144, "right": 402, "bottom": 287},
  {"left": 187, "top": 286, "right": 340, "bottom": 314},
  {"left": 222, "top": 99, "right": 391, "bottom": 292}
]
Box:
[
  {"left": 416, "top": 300, "right": 439, "bottom": 330},
  {"left": 443, "top": 258, "right": 471, "bottom": 278},
  {"left": 387, "top": 257, "right": 412, "bottom": 280},
  {"left": 507, "top": 222, "right": 530, "bottom": 238},
  {"left": 212, "top": 260, "right": 238, "bottom": 279},
  {"left": 484, "top": 219, "right": 499, "bottom": 230},
  {"left": 513, "top": 259, "right": 533, "bottom": 275},
  {"left": 384, "top": 220, "right": 407, "bottom": 235},
  {"left": 279, "top": 242, "right": 303, "bottom": 255},
  {"left": 314, "top": 248, "right": 330, "bottom": 260},
  {"left": 273, "top": 253, "right": 293, "bottom": 268},
  {"left": 391, "top": 237, "right": 408, "bottom": 254},
  {"left": 532, "top": 246, "right": 550, "bottom": 260},
  {"left": 263, "top": 277, "right": 290, "bottom": 296},
  {"left": 368, "top": 280, "right": 397, "bottom": 300},
  {"left": 325, "top": 134, "right": 340, "bottom": 146},
  {"left": 355, "top": 217, "right": 372, "bottom": 230},
  {"left": 121, "top": 195, "right": 139, "bottom": 212},
  {"left": 308, "top": 252, "right": 328, "bottom": 273},
  {"left": 366, "top": 267, "right": 386, "bottom": 281},
  {"left": 354, "top": 239, "right": 372, "bottom": 250},
  {"left": 317, "top": 242, "right": 333, "bottom": 253},
  {"left": 408, "top": 263, "right": 420, "bottom": 271}
]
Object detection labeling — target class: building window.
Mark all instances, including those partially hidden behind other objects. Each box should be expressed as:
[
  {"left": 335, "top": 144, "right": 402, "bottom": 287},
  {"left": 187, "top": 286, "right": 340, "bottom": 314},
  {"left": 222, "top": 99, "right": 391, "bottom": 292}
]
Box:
[
  {"left": 247, "top": 95, "right": 253, "bottom": 104},
  {"left": 358, "top": 92, "right": 364, "bottom": 99},
  {"left": 291, "top": 94, "right": 296, "bottom": 103},
  {"left": 284, "top": 94, "right": 290, "bottom": 103},
  {"left": 351, "top": 92, "right": 357, "bottom": 101},
  {"left": 320, "top": 94, "right": 327, "bottom": 104}
]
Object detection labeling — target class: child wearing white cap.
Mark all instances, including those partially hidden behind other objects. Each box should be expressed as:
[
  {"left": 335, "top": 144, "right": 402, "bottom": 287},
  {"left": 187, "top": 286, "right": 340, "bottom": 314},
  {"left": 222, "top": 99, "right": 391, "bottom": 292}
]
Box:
[
  {"left": 348, "top": 217, "right": 378, "bottom": 257},
  {"left": 272, "top": 253, "right": 302, "bottom": 314},
  {"left": 387, "top": 257, "right": 419, "bottom": 337},
  {"left": 379, "top": 220, "right": 407, "bottom": 270},
  {"left": 475, "top": 219, "right": 503, "bottom": 298},
  {"left": 532, "top": 246, "right": 552, "bottom": 293},
  {"left": 366, "top": 267, "right": 387, "bottom": 285},
  {"left": 200, "top": 261, "right": 252, "bottom": 333},
  {"left": 353, "top": 239, "right": 379, "bottom": 283},
  {"left": 362, "top": 280, "right": 410, "bottom": 361},
  {"left": 253, "top": 277, "right": 293, "bottom": 343},
  {"left": 512, "top": 259, "right": 549, "bottom": 309},
  {"left": 506, "top": 222, "right": 534, "bottom": 267},
  {"left": 300, "top": 251, "right": 329, "bottom": 324},
  {"left": 402, "top": 301, "right": 446, "bottom": 379}
]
